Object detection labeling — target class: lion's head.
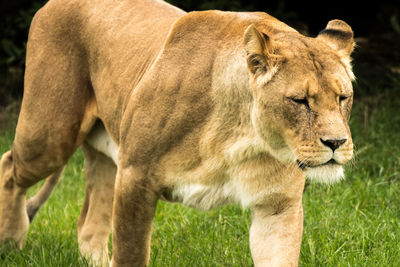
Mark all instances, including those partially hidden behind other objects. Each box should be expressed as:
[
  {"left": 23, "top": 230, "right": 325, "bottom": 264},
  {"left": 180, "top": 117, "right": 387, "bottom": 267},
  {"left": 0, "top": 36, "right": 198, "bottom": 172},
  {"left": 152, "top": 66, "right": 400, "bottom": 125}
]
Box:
[{"left": 244, "top": 20, "right": 355, "bottom": 183}]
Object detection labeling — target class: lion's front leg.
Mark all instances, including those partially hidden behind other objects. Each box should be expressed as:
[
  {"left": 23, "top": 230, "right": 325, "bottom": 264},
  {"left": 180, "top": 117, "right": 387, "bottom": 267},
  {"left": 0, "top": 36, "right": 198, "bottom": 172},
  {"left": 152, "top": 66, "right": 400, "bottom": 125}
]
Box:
[
  {"left": 250, "top": 199, "right": 304, "bottom": 267},
  {"left": 111, "top": 165, "right": 158, "bottom": 267}
]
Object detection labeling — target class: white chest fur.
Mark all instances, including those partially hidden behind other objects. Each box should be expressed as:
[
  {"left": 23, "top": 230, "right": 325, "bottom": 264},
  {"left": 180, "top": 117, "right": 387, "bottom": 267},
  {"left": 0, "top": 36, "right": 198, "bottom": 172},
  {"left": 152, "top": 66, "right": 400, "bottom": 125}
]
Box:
[
  {"left": 169, "top": 160, "right": 298, "bottom": 211},
  {"left": 168, "top": 134, "right": 297, "bottom": 211},
  {"left": 171, "top": 182, "right": 238, "bottom": 210}
]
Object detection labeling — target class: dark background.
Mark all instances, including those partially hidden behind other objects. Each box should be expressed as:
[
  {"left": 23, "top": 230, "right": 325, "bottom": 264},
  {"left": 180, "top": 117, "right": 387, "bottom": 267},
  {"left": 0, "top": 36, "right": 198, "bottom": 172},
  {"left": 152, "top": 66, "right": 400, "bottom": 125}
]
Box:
[{"left": 1, "top": 0, "right": 399, "bottom": 106}]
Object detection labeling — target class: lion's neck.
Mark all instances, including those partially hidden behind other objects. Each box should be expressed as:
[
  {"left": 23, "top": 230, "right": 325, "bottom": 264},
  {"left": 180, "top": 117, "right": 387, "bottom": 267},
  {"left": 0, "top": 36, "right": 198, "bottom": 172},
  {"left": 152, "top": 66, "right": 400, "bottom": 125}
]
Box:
[{"left": 203, "top": 49, "right": 261, "bottom": 160}]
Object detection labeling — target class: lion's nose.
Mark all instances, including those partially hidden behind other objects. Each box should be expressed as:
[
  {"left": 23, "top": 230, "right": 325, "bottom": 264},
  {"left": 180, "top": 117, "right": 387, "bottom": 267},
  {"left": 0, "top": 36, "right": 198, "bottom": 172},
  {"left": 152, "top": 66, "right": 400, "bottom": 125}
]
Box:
[{"left": 320, "top": 138, "right": 347, "bottom": 151}]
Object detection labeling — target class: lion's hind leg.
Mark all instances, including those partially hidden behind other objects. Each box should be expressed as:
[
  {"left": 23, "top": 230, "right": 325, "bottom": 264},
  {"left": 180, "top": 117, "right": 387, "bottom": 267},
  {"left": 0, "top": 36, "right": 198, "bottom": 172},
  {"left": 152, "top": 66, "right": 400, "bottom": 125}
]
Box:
[
  {"left": 26, "top": 167, "right": 64, "bottom": 222},
  {"left": 0, "top": 7, "right": 97, "bottom": 249},
  {"left": 0, "top": 151, "right": 29, "bottom": 249},
  {"left": 0, "top": 154, "right": 64, "bottom": 248},
  {"left": 0, "top": 98, "right": 95, "bottom": 250},
  {"left": 78, "top": 143, "right": 116, "bottom": 266}
]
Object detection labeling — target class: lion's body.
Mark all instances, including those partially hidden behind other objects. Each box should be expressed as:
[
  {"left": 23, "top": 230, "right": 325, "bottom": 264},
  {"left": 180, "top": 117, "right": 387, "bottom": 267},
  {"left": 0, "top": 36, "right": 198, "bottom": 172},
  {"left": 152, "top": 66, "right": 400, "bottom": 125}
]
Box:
[{"left": 0, "top": 0, "right": 355, "bottom": 266}]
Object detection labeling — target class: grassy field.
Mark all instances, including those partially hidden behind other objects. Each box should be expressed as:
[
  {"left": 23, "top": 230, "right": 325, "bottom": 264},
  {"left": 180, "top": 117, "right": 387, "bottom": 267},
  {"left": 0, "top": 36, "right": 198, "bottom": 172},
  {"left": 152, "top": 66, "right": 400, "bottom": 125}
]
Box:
[{"left": 0, "top": 76, "right": 399, "bottom": 266}]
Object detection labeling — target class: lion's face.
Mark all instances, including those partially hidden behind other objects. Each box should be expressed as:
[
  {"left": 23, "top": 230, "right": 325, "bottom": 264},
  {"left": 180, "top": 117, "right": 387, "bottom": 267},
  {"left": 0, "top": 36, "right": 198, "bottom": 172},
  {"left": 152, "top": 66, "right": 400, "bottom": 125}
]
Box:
[{"left": 244, "top": 20, "right": 355, "bottom": 183}]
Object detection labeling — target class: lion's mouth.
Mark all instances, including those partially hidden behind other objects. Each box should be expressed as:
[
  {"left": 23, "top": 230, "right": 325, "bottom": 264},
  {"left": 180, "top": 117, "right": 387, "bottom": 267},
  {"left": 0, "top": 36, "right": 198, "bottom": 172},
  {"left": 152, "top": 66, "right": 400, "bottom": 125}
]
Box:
[{"left": 296, "top": 158, "right": 339, "bottom": 170}]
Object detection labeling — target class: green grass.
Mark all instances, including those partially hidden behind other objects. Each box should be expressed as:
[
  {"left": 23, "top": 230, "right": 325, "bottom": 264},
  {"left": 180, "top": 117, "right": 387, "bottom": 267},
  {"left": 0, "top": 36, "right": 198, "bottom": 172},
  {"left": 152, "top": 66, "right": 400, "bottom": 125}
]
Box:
[{"left": 0, "top": 80, "right": 399, "bottom": 266}]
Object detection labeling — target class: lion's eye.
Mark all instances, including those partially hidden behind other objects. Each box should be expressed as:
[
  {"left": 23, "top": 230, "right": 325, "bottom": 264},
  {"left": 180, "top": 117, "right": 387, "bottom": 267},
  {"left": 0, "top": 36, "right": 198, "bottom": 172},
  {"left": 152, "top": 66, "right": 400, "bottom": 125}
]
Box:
[
  {"left": 290, "top": 98, "right": 310, "bottom": 110},
  {"left": 339, "top": 96, "right": 349, "bottom": 103}
]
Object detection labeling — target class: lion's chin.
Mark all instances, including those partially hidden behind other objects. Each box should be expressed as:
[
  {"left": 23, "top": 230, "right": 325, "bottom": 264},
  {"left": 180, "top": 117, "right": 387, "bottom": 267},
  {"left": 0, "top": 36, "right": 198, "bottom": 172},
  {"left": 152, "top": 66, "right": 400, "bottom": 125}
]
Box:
[{"left": 305, "top": 164, "right": 345, "bottom": 184}]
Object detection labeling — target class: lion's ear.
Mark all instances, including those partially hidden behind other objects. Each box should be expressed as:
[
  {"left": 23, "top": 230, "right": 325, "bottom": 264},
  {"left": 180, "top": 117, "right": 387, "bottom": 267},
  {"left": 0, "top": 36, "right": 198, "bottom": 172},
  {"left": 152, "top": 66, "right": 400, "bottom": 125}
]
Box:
[
  {"left": 244, "top": 24, "right": 272, "bottom": 74},
  {"left": 317, "top": 20, "right": 354, "bottom": 58}
]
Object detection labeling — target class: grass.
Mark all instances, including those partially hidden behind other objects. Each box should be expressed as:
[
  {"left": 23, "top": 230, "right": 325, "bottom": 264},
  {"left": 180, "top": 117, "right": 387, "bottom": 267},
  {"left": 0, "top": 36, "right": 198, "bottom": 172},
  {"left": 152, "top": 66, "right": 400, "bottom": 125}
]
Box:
[{"left": 0, "top": 78, "right": 399, "bottom": 266}]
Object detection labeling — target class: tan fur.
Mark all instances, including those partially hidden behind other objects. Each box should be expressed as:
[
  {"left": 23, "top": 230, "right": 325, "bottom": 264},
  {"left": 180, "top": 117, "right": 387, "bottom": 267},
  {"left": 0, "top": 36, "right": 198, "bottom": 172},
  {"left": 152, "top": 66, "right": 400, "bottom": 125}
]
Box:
[
  {"left": 78, "top": 143, "right": 116, "bottom": 266},
  {"left": 0, "top": 0, "right": 355, "bottom": 266}
]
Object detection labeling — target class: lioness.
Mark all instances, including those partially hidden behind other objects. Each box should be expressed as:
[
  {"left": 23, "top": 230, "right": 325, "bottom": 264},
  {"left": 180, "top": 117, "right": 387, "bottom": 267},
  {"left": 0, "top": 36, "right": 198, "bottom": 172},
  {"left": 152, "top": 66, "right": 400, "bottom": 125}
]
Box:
[{"left": 0, "top": 0, "right": 355, "bottom": 266}]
